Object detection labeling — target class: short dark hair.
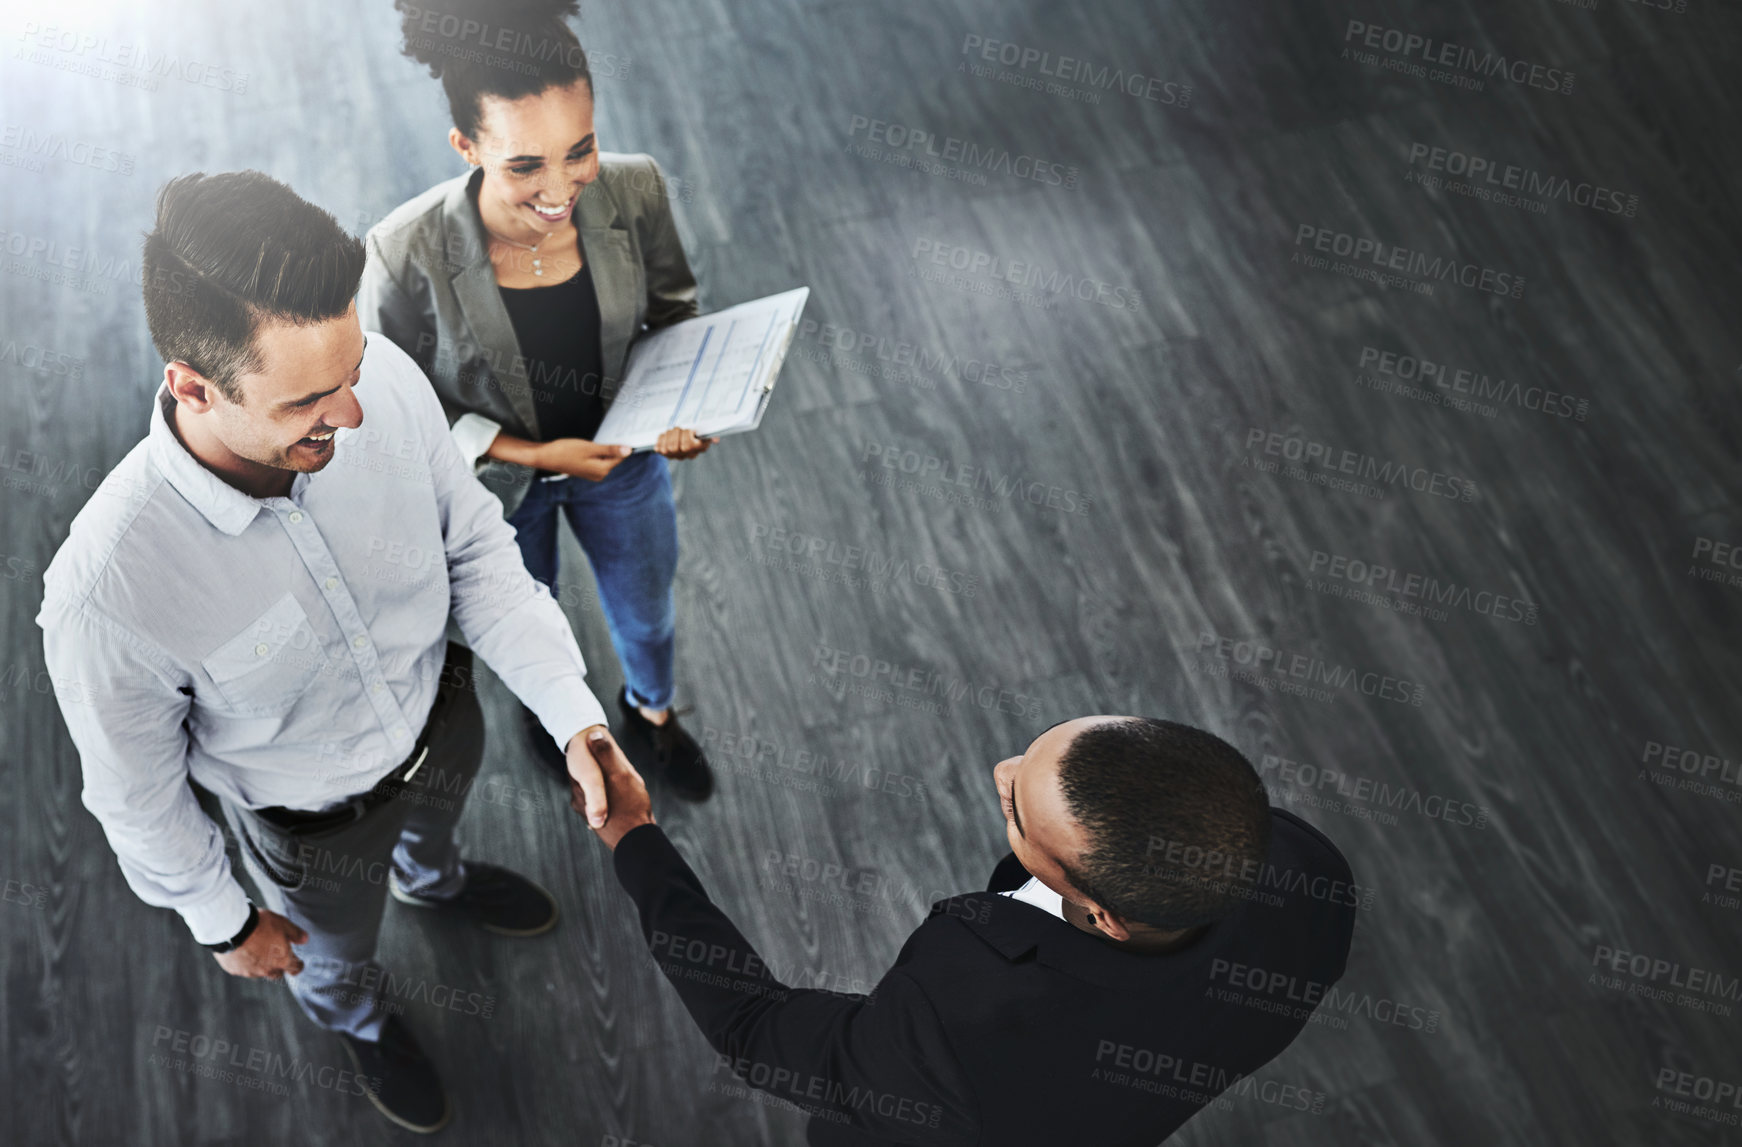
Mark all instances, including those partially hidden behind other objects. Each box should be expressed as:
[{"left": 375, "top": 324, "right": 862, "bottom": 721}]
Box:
[
  {"left": 1056, "top": 719, "right": 1272, "bottom": 930},
  {"left": 142, "top": 170, "right": 365, "bottom": 403},
  {"left": 396, "top": 0, "right": 592, "bottom": 139}
]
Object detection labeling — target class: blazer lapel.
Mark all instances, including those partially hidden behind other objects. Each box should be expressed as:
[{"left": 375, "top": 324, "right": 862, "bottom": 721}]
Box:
[
  {"left": 574, "top": 178, "right": 638, "bottom": 393},
  {"left": 442, "top": 169, "right": 541, "bottom": 438}
]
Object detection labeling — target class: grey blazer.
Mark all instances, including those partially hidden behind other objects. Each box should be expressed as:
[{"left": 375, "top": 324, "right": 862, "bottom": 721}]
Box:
[{"left": 357, "top": 153, "right": 699, "bottom": 517}]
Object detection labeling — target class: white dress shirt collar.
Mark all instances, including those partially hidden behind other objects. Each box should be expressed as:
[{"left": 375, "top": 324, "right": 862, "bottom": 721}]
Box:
[{"left": 146, "top": 380, "right": 320, "bottom": 537}]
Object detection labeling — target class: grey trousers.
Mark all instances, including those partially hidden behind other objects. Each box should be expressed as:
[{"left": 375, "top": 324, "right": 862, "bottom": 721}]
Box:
[{"left": 218, "top": 650, "right": 486, "bottom": 1041}]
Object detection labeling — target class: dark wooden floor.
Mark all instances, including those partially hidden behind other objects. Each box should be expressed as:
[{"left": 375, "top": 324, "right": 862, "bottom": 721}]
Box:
[{"left": 4, "top": 0, "right": 1742, "bottom": 1143}]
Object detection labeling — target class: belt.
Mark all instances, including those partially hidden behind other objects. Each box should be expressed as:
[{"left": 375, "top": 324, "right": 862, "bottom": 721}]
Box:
[{"left": 255, "top": 644, "right": 470, "bottom": 836}]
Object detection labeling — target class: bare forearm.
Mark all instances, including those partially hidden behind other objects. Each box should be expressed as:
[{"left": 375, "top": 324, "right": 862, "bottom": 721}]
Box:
[{"left": 483, "top": 430, "right": 545, "bottom": 468}]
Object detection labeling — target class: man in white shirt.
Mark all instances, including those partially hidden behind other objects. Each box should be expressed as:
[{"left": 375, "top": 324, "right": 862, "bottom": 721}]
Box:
[{"left": 36, "top": 170, "right": 623, "bottom": 1134}]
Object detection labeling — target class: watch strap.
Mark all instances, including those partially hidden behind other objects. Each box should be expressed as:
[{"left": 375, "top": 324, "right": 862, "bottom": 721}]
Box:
[{"left": 202, "top": 903, "right": 260, "bottom": 953}]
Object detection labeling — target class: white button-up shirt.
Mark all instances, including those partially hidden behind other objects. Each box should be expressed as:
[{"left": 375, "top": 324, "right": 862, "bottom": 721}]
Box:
[{"left": 36, "top": 333, "right": 607, "bottom": 944}]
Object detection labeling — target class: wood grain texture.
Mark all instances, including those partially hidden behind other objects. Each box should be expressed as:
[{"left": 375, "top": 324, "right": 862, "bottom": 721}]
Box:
[{"left": 2, "top": 0, "right": 1740, "bottom": 1143}]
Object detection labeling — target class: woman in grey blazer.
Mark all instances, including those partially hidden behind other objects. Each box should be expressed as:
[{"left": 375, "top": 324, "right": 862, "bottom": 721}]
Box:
[{"left": 359, "top": 0, "right": 713, "bottom": 799}]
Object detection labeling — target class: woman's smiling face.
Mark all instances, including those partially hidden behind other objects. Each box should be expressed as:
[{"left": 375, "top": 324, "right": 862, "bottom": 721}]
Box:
[{"left": 451, "top": 79, "right": 599, "bottom": 235}]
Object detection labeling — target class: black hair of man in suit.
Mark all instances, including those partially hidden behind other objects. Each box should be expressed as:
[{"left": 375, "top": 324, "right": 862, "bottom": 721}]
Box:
[{"left": 993, "top": 716, "right": 1272, "bottom": 952}]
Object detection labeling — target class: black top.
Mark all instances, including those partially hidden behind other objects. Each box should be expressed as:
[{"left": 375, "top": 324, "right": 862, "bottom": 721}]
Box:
[
  {"left": 612, "top": 808, "right": 1359, "bottom": 1147},
  {"left": 498, "top": 256, "right": 607, "bottom": 442}
]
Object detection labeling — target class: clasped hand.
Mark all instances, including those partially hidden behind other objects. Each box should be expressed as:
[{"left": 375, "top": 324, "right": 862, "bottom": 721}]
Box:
[{"left": 566, "top": 725, "right": 655, "bottom": 850}]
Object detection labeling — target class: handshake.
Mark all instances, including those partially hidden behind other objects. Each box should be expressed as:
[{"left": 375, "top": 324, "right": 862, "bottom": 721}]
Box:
[{"left": 563, "top": 726, "right": 656, "bottom": 850}]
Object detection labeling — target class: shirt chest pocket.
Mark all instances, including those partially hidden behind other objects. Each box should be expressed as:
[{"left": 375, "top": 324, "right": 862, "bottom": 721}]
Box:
[{"left": 202, "top": 592, "right": 329, "bottom": 716}]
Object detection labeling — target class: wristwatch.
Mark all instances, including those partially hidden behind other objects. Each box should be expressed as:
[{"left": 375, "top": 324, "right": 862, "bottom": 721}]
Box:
[{"left": 202, "top": 903, "right": 261, "bottom": 953}]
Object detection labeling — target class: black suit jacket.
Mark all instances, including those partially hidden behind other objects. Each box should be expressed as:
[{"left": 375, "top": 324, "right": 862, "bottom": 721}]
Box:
[{"left": 612, "top": 809, "right": 1357, "bottom": 1146}]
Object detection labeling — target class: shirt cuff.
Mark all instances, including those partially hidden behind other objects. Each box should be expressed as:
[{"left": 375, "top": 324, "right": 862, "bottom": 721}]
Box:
[
  {"left": 533, "top": 686, "right": 611, "bottom": 756},
  {"left": 451, "top": 412, "right": 502, "bottom": 470},
  {"left": 180, "top": 880, "right": 254, "bottom": 946}
]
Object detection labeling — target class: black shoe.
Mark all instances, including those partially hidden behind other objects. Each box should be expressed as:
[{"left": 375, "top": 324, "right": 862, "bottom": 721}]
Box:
[
  {"left": 520, "top": 701, "right": 570, "bottom": 783},
  {"left": 390, "top": 861, "right": 560, "bottom": 937},
  {"left": 617, "top": 687, "right": 715, "bottom": 802},
  {"left": 338, "top": 1015, "right": 451, "bottom": 1134}
]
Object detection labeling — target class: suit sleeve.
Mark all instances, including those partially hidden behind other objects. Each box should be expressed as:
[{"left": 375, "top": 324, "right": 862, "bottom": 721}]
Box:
[
  {"left": 633, "top": 156, "right": 699, "bottom": 330},
  {"left": 613, "top": 825, "right": 979, "bottom": 1144}
]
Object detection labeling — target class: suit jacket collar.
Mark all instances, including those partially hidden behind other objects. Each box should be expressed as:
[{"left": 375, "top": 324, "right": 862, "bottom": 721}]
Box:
[{"left": 937, "top": 854, "right": 1251, "bottom": 994}]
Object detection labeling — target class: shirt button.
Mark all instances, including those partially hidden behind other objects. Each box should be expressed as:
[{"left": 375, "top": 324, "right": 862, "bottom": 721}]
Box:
[
  {"left": 394, "top": 727, "right": 408, "bottom": 739},
  {"left": 324, "top": 577, "right": 338, "bottom": 590},
  {"left": 352, "top": 635, "right": 366, "bottom": 649},
  {"left": 371, "top": 682, "right": 383, "bottom": 693},
  {"left": 289, "top": 511, "right": 304, "bottom": 523},
  {"left": 254, "top": 643, "right": 269, "bottom": 657}
]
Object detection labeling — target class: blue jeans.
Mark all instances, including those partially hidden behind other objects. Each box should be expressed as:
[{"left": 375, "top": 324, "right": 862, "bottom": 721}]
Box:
[{"left": 506, "top": 451, "right": 678, "bottom": 711}]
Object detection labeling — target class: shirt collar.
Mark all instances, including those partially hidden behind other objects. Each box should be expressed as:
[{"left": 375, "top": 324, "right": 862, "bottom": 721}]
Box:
[{"left": 147, "top": 383, "right": 270, "bottom": 537}]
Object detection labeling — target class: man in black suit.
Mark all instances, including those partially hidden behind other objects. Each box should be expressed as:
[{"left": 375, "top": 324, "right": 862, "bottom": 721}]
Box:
[{"left": 573, "top": 716, "right": 1358, "bottom": 1145}]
